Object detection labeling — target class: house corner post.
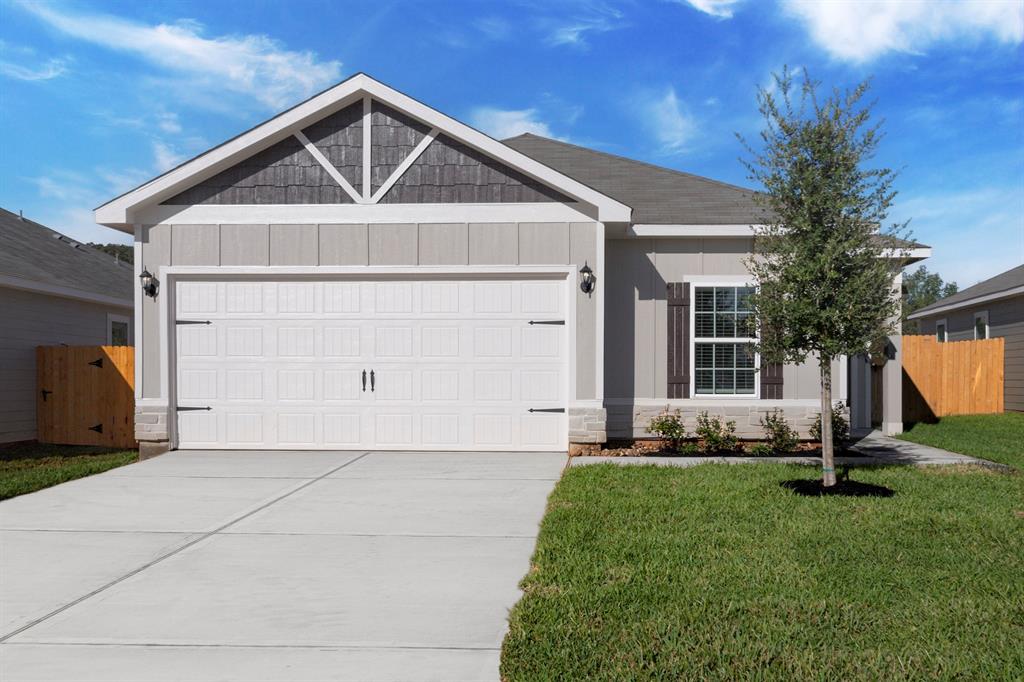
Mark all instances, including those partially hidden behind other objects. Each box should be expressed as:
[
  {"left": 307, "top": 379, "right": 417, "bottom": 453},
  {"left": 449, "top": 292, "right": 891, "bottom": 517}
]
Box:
[{"left": 882, "top": 273, "right": 903, "bottom": 435}]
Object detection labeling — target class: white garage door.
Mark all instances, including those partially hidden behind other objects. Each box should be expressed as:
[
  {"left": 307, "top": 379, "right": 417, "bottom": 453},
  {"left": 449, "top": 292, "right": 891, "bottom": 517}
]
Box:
[{"left": 173, "top": 277, "right": 568, "bottom": 451}]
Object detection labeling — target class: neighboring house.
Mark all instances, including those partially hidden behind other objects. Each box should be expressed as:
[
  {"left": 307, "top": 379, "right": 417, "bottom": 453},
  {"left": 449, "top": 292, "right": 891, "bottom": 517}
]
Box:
[
  {"left": 93, "top": 74, "right": 929, "bottom": 457},
  {"left": 0, "top": 208, "right": 134, "bottom": 444},
  {"left": 909, "top": 264, "right": 1024, "bottom": 412}
]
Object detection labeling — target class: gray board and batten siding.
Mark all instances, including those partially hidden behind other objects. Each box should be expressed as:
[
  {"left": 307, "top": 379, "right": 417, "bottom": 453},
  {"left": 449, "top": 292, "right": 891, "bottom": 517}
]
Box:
[{"left": 136, "top": 221, "right": 599, "bottom": 401}]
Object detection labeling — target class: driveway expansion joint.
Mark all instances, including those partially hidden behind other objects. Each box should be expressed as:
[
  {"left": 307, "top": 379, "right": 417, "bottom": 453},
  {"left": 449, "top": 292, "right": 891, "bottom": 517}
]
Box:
[{"left": 0, "top": 452, "right": 372, "bottom": 643}]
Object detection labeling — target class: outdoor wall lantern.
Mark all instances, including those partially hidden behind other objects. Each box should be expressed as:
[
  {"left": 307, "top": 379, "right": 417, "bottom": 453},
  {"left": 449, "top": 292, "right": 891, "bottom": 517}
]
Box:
[
  {"left": 139, "top": 268, "right": 159, "bottom": 298},
  {"left": 579, "top": 262, "right": 595, "bottom": 295}
]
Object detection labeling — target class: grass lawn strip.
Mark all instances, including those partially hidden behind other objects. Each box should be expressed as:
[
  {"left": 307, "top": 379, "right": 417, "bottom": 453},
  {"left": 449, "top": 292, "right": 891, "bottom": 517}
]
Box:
[
  {"left": 502, "top": 463, "right": 1024, "bottom": 680},
  {"left": 897, "top": 413, "right": 1024, "bottom": 470},
  {"left": 0, "top": 444, "right": 137, "bottom": 500}
]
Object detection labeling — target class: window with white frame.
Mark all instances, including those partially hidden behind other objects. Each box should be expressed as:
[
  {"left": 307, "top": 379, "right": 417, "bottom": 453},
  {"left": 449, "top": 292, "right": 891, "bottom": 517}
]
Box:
[
  {"left": 107, "top": 314, "right": 131, "bottom": 346},
  {"left": 974, "top": 311, "right": 989, "bottom": 340},
  {"left": 935, "top": 319, "right": 947, "bottom": 343},
  {"left": 693, "top": 285, "right": 757, "bottom": 395}
]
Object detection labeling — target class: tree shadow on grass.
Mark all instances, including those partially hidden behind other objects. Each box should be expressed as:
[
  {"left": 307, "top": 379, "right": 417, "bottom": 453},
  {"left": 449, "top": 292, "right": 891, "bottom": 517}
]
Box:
[{"left": 781, "top": 478, "right": 895, "bottom": 498}]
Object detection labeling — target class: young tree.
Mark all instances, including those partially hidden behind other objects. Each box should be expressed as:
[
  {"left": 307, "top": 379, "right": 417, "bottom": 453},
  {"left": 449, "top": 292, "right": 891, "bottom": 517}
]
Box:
[
  {"left": 740, "top": 68, "right": 909, "bottom": 487},
  {"left": 902, "top": 266, "right": 957, "bottom": 333}
]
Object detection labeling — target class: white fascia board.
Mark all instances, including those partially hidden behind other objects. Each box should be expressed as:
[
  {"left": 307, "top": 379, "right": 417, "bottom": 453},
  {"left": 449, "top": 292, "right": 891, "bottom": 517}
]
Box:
[
  {"left": 628, "top": 224, "right": 760, "bottom": 237},
  {"left": 95, "top": 73, "right": 630, "bottom": 229},
  {"left": 135, "top": 202, "right": 598, "bottom": 225},
  {"left": 0, "top": 274, "right": 133, "bottom": 308},
  {"left": 907, "top": 285, "right": 1024, "bottom": 320},
  {"left": 882, "top": 247, "right": 932, "bottom": 260}
]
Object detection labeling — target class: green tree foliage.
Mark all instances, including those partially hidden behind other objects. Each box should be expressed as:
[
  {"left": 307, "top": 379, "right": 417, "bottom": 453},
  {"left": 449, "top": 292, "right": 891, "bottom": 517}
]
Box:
[
  {"left": 902, "top": 266, "right": 957, "bottom": 333},
  {"left": 739, "top": 68, "right": 910, "bottom": 486},
  {"left": 87, "top": 243, "right": 133, "bottom": 264}
]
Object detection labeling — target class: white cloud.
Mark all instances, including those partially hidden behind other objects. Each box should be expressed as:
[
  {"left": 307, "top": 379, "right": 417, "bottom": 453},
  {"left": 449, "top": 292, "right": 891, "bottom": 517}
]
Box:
[
  {"left": 475, "top": 16, "right": 512, "bottom": 41},
  {"left": 642, "top": 87, "right": 696, "bottom": 154},
  {"left": 546, "top": 7, "right": 625, "bottom": 47},
  {"left": 152, "top": 141, "right": 185, "bottom": 172},
  {"left": 469, "top": 107, "right": 562, "bottom": 140},
  {"left": 891, "top": 185, "right": 1024, "bottom": 286},
  {"left": 15, "top": 2, "right": 342, "bottom": 109},
  {"left": 781, "top": 0, "right": 1024, "bottom": 63},
  {"left": 0, "top": 56, "right": 69, "bottom": 81},
  {"left": 156, "top": 111, "right": 182, "bottom": 134},
  {"left": 26, "top": 168, "right": 147, "bottom": 244},
  {"left": 671, "top": 0, "right": 743, "bottom": 19}
]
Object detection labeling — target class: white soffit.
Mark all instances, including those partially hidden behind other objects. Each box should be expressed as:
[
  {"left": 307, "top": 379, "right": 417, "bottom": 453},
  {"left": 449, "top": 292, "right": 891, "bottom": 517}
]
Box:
[{"left": 95, "top": 74, "right": 631, "bottom": 230}]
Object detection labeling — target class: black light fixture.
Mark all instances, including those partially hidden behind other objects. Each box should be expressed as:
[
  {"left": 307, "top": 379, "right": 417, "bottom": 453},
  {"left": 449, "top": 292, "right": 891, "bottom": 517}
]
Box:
[
  {"left": 579, "top": 261, "right": 595, "bottom": 295},
  {"left": 139, "top": 268, "right": 159, "bottom": 298}
]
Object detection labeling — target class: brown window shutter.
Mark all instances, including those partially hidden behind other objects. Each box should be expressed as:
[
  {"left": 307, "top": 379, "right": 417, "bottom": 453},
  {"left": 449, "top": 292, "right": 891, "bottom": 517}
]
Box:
[
  {"left": 667, "top": 283, "right": 690, "bottom": 399},
  {"left": 760, "top": 362, "right": 784, "bottom": 399}
]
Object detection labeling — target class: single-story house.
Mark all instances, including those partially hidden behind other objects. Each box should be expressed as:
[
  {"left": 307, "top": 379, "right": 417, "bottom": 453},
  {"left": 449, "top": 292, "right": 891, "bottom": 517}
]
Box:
[
  {"left": 94, "top": 74, "right": 929, "bottom": 456},
  {"left": 909, "top": 264, "right": 1023, "bottom": 412},
  {"left": 0, "top": 207, "right": 134, "bottom": 444}
]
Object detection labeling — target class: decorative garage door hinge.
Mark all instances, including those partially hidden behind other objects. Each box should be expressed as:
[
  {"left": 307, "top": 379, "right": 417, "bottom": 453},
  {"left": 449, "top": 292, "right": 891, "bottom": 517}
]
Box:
[
  {"left": 528, "top": 408, "right": 565, "bottom": 413},
  {"left": 89, "top": 424, "right": 103, "bottom": 433},
  {"left": 176, "top": 406, "right": 212, "bottom": 411},
  {"left": 176, "top": 320, "right": 211, "bottom": 325},
  {"left": 528, "top": 320, "right": 565, "bottom": 325}
]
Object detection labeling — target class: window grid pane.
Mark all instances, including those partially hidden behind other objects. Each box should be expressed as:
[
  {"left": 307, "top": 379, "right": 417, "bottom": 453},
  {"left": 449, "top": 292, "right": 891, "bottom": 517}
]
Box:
[{"left": 693, "top": 286, "right": 757, "bottom": 395}]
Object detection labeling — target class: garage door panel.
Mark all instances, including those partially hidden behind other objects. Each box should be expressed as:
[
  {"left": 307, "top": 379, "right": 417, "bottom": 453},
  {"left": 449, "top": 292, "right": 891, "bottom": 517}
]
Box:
[{"left": 176, "top": 278, "right": 567, "bottom": 451}]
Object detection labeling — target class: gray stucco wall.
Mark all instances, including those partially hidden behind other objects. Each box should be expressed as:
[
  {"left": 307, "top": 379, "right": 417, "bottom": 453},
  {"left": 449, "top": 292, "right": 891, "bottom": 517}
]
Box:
[
  {"left": 916, "top": 295, "right": 1024, "bottom": 411},
  {"left": 604, "top": 237, "right": 828, "bottom": 401},
  {"left": 137, "top": 221, "right": 598, "bottom": 402},
  {"left": 0, "top": 286, "right": 132, "bottom": 443}
]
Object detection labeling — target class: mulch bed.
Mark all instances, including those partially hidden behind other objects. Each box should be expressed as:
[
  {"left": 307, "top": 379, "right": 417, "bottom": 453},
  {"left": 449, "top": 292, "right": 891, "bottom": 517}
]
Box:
[{"left": 588, "top": 439, "right": 868, "bottom": 458}]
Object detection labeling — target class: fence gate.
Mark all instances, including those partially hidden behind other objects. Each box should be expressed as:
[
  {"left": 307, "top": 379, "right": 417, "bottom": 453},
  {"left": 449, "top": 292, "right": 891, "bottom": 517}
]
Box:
[
  {"left": 902, "top": 335, "right": 1004, "bottom": 423},
  {"left": 36, "top": 346, "right": 136, "bottom": 448}
]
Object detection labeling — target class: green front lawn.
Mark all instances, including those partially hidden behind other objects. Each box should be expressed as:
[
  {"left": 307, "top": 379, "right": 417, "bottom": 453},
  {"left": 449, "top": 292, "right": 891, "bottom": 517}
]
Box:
[
  {"left": 502, "top": 463, "right": 1023, "bottom": 680},
  {"left": 0, "top": 443, "right": 137, "bottom": 500},
  {"left": 898, "top": 412, "right": 1024, "bottom": 469}
]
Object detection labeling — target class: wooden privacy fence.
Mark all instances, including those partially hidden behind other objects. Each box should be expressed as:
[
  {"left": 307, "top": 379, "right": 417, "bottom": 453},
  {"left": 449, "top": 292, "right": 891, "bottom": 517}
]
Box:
[
  {"left": 903, "top": 335, "right": 1004, "bottom": 422},
  {"left": 36, "top": 346, "right": 136, "bottom": 448}
]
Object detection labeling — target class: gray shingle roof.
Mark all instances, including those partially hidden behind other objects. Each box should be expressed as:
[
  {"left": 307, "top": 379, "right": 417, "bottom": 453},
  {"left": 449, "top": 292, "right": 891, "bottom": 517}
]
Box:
[
  {"left": 0, "top": 207, "right": 133, "bottom": 303},
  {"left": 503, "top": 133, "right": 768, "bottom": 224},
  {"left": 911, "top": 264, "right": 1024, "bottom": 318}
]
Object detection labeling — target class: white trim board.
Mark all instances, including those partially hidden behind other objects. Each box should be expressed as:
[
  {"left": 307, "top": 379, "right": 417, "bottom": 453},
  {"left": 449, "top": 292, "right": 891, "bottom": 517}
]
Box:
[
  {"left": 95, "top": 73, "right": 631, "bottom": 228},
  {"left": 908, "top": 285, "right": 1024, "bottom": 319},
  {"left": 0, "top": 274, "right": 133, "bottom": 308},
  {"left": 135, "top": 202, "right": 598, "bottom": 225}
]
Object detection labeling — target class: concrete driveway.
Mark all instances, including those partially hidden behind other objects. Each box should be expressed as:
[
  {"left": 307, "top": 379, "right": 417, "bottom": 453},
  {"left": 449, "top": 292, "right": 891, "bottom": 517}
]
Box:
[{"left": 0, "top": 450, "right": 566, "bottom": 682}]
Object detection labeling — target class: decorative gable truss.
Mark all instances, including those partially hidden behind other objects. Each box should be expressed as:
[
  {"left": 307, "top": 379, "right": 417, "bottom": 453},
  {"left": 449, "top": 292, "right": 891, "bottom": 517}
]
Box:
[{"left": 163, "top": 97, "right": 569, "bottom": 206}]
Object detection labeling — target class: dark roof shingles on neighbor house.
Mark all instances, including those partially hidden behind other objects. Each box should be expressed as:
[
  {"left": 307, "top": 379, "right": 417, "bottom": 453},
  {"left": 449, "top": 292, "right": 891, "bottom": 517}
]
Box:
[
  {"left": 503, "top": 133, "right": 768, "bottom": 224},
  {"left": 912, "top": 264, "right": 1024, "bottom": 317},
  {"left": 0, "top": 208, "right": 133, "bottom": 302}
]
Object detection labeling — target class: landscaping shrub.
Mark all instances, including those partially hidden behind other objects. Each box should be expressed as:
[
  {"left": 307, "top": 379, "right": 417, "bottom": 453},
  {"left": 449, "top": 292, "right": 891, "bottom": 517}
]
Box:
[
  {"left": 695, "top": 411, "right": 738, "bottom": 453},
  {"left": 810, "top": 403, "right": 850, "bottom": 444},
  {"left": 759, "top": 410, "right": 799, "bottom": 454},
  {"left": 648, "top": 411, "right": 689, "bottom": 451},
  {"left": 748, "top": 442, "right": 774, "bottom": 456}
]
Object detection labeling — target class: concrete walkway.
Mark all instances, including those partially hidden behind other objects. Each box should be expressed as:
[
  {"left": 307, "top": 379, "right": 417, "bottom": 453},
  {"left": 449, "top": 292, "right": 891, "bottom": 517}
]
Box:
[
  {"left": 570, "top": 430, "right": 988, "bottom": 469},
  {"left": 0, "top": 450, "right": 566, "bottom": 682}
]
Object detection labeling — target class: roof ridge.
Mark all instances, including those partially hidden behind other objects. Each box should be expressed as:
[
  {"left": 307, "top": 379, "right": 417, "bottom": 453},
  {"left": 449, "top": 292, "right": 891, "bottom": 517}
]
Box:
[{"left": 504, "top": 133, "right": 760, "bottom": 197}]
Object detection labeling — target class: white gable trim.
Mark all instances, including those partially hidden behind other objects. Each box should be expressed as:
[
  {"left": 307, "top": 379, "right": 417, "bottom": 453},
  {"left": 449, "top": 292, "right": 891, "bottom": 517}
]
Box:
[
  {"left": 95, "top": 74, "right": 631, "bottom": 231},
  {"left": 293, "top": 130, "right": 364, "bottom": 203},
  {"left": 133, "top": 202, "right": 598, "bottom": 225}
]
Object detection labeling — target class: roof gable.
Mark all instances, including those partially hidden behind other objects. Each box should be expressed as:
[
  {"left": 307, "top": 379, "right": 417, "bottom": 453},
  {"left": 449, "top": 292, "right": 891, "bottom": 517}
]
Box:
[{"left": 96, "top": 74, "right": 629, "bottom": 229}]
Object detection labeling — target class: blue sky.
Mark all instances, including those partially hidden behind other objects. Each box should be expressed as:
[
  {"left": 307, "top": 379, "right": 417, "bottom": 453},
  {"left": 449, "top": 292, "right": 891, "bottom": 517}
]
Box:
[{"left": 1, "top": 0, "right": 1021, "bottom": 287}]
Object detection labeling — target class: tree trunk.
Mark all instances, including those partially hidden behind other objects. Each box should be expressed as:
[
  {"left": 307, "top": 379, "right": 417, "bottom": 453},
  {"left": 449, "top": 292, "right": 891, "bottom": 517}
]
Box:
[{"left": 820, "top": 357, "right": 836, "bottom": 487}]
